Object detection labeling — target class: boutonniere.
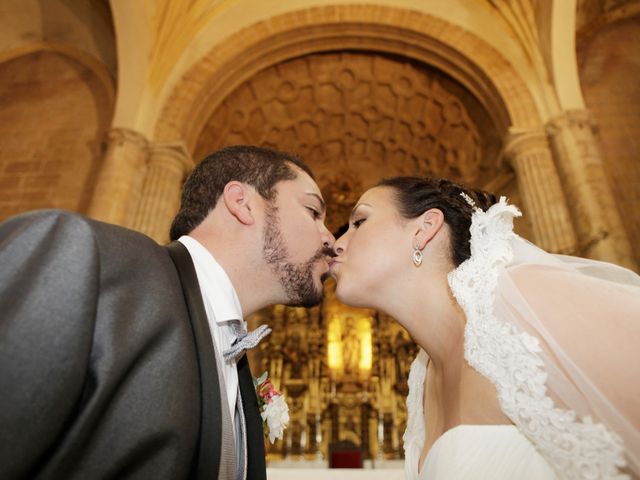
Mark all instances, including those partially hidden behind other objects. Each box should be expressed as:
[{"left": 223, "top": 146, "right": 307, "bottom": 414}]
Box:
[{"left": 253, "top": 371, "right": 289, "bottom": 444}]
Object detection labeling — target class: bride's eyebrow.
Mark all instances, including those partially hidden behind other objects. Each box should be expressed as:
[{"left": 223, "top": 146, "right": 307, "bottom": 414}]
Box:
[{"left": 349, "top": 203, "right": 371, "bottom": 222}]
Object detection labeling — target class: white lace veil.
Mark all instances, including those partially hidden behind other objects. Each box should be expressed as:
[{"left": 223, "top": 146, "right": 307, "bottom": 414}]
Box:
[{"left": 446, "top": 198, "right": 640, "bottom": 479}]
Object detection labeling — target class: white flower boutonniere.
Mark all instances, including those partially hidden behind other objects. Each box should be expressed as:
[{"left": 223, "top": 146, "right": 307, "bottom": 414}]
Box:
[{"left": 253, "top": 372, "right": 289, "bottom": 444}]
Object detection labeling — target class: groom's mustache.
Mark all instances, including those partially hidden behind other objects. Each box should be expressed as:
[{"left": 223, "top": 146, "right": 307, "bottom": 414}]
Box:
[
  {"left": 314, "top": 246, "right": 338, "bottom": 260},
  {"left": 310, "top": 245, "right": 338, "bottom": 262}
]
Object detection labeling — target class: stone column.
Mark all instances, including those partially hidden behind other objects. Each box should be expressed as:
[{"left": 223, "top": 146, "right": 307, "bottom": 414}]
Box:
[
  {"left": 87, "top": 128, "right": 149, "bottom": 227},
  {"left": 504, "top": 129, "right": 577, "bottom": 254},
  {"left": 131, "top": 142, "right": 193, "bottom": 244},
  {"left": 546, "top": 109, "right": 636, "bottom": 270}
]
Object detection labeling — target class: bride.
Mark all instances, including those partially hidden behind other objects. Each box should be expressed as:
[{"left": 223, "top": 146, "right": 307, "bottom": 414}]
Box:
[{"left": 329, "top": 176, "right": 640, "bottom": 479}]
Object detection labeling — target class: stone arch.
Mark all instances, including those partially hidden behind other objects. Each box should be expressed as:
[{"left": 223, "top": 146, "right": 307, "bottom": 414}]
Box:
[
  {"left": 0, "top": 42, "right": 115, "bottom": 105},
  {"left": 0, "top": 44, "right": 115, "bottom": 219},
  {"left": 577, "top": 11, "right": 640, "bottom": 265},
  {"left": 154, "top": 4, "right": 541, "bottom": 150}
]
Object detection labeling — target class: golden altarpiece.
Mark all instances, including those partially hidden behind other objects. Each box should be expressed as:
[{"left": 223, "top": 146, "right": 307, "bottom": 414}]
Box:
[{"left": 247, "top": 284, "right": 418, "bottom": 462}]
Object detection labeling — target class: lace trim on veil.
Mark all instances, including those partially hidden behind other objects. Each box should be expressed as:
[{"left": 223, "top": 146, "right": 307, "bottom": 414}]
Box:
[{"left": 447, "top": 197, "right": 628, "bottom": 479}]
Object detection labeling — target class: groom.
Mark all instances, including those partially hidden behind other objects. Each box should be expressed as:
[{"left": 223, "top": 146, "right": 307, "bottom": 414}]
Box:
[{"left": 0, "top": 145, "right": 335, "bottom": 480}]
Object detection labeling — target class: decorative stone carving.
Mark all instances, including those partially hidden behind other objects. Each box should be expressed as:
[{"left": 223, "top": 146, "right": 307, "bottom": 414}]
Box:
[
  {"left": 87, "top": 128, "right": 149, "bottom": 227},
  {"left": 504, "top": 128, "right": 577, "bottom": 253},
  {"left": 322, "top": 168, "right": 364, "bottom": 234},
  {"left": 546, "top": 109, "right": 636, "bottom": 269},
  {"left": 196, "top": 52, "right": 488, "bottom": 195},
  {"left": 131, "top": 142, "right": 193, "bottom": 243}
]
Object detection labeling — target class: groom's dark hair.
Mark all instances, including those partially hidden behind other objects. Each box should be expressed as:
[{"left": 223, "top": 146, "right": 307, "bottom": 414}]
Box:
[{"left": 170, "top": 145, "right": 313, "bottom": 241}]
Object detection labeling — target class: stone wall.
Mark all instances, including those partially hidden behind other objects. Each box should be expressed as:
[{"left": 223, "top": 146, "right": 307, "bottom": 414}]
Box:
[
  {"left": 0, "top": 51, "right": 113, "bottom": 220},
  {"left": 578, "top": 15, "right": 640, "bottom": 265}
]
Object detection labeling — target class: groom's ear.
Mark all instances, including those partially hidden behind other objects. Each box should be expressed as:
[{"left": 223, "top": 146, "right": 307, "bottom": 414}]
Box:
[
  {"left": 222, "top": 181, "right": 255, "bottom": 226},
  {"left": 413, "top": 208, "right": 445, "bottom": 250}
]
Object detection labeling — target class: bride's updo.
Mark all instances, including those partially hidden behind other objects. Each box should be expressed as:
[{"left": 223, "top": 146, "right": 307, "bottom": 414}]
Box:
[{"left": 378, "top": 177, "right": 497, "bottom": 266}]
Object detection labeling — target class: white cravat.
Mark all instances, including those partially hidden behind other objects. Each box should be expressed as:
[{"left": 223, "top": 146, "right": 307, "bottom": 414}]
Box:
[{"left": 178, "top": 235, "right": 245, "bottom": 430}]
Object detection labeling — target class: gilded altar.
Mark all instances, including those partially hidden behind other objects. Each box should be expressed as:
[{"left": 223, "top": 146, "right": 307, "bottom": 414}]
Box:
[{"left": 247, "top": 279, "right": 418, "bottom": 462}]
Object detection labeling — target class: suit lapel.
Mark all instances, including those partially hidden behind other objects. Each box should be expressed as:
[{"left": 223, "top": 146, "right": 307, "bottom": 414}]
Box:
[
  {"left": 166, "top": 241, "right": 222, "bottom": 480},
  {"left": 237, "top": 355, "right": 267, "bottom": 480}
]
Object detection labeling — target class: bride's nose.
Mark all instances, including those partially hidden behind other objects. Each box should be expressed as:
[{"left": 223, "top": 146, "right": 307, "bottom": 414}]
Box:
[{"left": 333, "top": 235, "right": 347, "bottom": 256}]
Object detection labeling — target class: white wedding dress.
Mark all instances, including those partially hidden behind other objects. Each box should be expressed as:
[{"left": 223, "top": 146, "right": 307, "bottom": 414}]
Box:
[
  {"left": 402, "top": 199, "right": 640, "bottom": 480},
  {"left": 405, "top": 351, "right": 557, "bottom": 479}
]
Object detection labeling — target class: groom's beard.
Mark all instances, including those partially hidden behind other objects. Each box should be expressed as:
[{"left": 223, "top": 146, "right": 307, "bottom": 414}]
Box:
[{"left": 262, "top": 204, "right": 329, "bottom": 308}]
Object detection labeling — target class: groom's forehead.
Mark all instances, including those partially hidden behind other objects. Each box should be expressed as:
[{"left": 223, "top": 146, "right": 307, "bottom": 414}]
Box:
[{"left": 278, "top": 170, "right": 323, "bottom": 198}]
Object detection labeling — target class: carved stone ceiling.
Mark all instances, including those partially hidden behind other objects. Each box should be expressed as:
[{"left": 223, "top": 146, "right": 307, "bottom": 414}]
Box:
[
  {"left": 576, "top": 0, "right": 638, "bottom": 31},
  {"left": 195, "top": 51, "right": 502, "bottom": 232}
]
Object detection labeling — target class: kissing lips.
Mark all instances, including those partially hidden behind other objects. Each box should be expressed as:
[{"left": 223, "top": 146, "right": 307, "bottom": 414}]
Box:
[
  {"left": 319, "top": 258, "right": 332, "bottom": 282},
  {"left": 328, "top": 259, "right": 341, "bottom": 279}
]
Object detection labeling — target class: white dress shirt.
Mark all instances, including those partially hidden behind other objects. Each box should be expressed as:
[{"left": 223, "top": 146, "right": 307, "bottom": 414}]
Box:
[{"left": 178, "top": 235, "right": 245, "bottom": 428}]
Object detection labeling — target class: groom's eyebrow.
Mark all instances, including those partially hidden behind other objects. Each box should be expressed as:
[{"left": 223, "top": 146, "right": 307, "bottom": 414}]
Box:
[{"left": 305, "top": 193, "right": 326, "bottom": 213}]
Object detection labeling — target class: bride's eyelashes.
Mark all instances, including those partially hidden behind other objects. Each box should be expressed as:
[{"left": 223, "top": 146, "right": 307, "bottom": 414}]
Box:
[{"left": 352, "top": 217, "right": 366, "bottom": 228}]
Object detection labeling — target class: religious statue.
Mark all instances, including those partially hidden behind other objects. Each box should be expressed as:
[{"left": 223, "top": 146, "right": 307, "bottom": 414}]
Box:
[{"left": 342, "top": 316, "right": 360, "bottom": 376}]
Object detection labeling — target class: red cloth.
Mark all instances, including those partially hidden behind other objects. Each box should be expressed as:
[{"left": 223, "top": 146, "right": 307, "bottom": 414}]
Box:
[{"left": 330, "top": 450, "right": 363, "bottom": 468}]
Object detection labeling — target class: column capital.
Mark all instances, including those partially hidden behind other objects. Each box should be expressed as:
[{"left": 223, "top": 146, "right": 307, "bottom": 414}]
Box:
[
  {"left": 503, "top": 127, "right": 549, "bottom": 163},
  {"left": 149, "top": 141, "right": 194, "bottom": 176},
  {"left": 107, "top": 127, "right": 150, "bottom": 151},
  {"left": 546, "top": 108, "right": 598, "bottom": 136}
]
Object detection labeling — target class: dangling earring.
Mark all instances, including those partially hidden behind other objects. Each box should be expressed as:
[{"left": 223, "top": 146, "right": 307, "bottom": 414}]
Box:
[{"left": 412, "top": 244, "right": 423, "bottom": 267}]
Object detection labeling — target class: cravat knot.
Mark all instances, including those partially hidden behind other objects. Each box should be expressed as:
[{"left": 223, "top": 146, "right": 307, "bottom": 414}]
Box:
[{"left": 223, "top": 322, "right": 272, "bottom": 362}]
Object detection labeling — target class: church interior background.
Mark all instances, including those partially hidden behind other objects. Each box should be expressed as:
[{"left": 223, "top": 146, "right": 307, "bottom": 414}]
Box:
[{"left": 1, "top": 0, "right": 639, "bottom": 475}]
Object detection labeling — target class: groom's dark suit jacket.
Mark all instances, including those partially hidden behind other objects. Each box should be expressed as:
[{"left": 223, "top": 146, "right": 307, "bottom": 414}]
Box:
[{"left": 0, "top": 210, "right": 266, "bottom": 480}]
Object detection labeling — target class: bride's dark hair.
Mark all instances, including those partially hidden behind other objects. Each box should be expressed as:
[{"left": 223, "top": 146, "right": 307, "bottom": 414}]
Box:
[{"left": 378, "top": 177, "right": 497, "bottom": 266}]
